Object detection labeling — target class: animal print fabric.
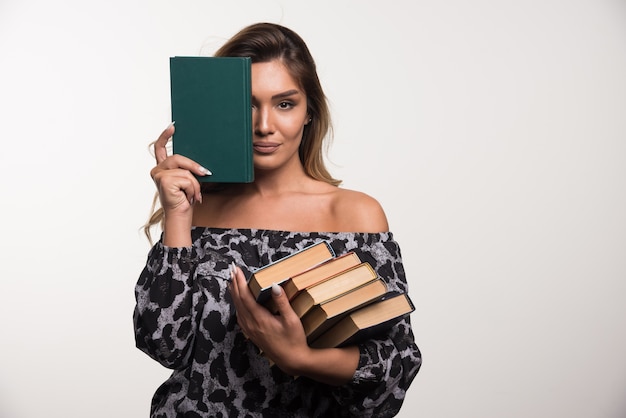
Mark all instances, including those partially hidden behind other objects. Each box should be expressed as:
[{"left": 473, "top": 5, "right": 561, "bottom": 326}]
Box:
[{"left": 134, "top": 228, "right": 421, "bottom": 417}]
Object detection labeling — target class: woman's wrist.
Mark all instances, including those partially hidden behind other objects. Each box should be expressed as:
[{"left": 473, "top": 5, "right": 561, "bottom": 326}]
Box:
[
  {"left": 290, "top": 346, "right": 360, "bottom": 386},
  {"left": 162, "top": 212, "right": 193, "bottom": 247}
]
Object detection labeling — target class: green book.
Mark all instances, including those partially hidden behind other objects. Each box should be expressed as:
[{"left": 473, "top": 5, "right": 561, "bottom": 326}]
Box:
[{"left": 170, "top": 56, "right": 254, "bottom": 183}]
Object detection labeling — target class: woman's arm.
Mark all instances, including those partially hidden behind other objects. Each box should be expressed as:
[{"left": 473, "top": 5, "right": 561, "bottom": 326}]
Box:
[
  {"left": 134, "top": 124, "right": 214, "bottom": 367},
  {"left": 133, "top": 242, "right": 205, "bottom": 369},
  {"left": 332, "top": 233, "right": 421, "bottom": 417}
]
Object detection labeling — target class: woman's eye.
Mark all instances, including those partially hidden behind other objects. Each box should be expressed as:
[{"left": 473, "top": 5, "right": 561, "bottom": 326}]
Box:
[{"left": 278, "top": 101, "right": 294, "bottom": 109}]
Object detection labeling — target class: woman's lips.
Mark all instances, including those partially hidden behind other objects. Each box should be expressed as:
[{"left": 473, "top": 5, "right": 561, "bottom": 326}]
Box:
[{"left": 253, "top": 142, "right": 280, "bottom": 154}]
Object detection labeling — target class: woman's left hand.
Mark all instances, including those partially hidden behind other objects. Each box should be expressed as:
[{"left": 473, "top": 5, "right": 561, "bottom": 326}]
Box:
[{"left": 228, "top": 263, "right": 311, "bottom": 375}]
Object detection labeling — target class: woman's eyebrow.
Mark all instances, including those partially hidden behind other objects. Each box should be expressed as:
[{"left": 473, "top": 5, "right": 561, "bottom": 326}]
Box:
[{"left": 271, "top": 89, "right": 300, "bottom": 100}]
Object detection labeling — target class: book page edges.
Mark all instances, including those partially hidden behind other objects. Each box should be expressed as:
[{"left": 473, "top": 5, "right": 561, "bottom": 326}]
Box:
[
  {"left": 250, "top": 241, "right": 334, "bottom": 302},
  {"left": 252, "top": 241, "right": 334, "bottom": 285},
  {"left": 284, "top": 252, "right": 361, "bottom": 298}
]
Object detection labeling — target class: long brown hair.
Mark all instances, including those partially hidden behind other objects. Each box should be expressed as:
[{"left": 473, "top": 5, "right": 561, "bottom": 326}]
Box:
[{"left": 144, "top": 23, "right": 339, "bottom": 242}]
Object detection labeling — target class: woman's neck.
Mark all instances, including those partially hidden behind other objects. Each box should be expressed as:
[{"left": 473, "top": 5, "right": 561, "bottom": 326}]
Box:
[{"left": 246, "top": 160, "right": 311, "bottom": 197}]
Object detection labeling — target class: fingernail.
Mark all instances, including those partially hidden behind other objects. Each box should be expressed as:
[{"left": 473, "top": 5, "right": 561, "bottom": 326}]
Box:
[
  {"left": 189, "top": 197, "right": 195, "bottom": 205},
  {"left": 271, "top": 283, "right": 282, "bottom": 296},
  {"left": 166, "top": 121, "right": 175, "bottom": 129},
  {"left": 199, "top": 166, "right": 212, "bottom": 175},
  {"left": 230, "top": 262, "right": 237, "bottom": 279}
]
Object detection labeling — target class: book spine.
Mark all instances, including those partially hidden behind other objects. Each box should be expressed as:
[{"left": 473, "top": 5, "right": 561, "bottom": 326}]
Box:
[
  {"left": 255, "top": 241, "right": 335, "bottom": 274},
  {"left": 241, "top": 58, "right": 253, "bottom": 182}
]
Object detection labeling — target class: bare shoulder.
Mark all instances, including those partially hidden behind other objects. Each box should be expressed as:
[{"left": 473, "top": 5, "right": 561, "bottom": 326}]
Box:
[{"left": 331, "top": 187, "right": 389, "bottom": 233}]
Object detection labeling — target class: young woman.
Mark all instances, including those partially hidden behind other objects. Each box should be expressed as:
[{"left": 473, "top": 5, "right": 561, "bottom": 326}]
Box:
[{"left": 134, "top": 22, "right": 421, "bottom": 417}]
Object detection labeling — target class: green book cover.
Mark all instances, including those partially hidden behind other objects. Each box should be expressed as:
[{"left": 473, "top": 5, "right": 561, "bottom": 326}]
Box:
[{"left": 170, "top": 56, "right": 254, "bottom": 183}]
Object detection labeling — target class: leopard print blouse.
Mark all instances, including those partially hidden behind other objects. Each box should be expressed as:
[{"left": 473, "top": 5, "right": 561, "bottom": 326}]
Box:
[{"left": 134, "top": 228, "right": 421, "bottom": 417}]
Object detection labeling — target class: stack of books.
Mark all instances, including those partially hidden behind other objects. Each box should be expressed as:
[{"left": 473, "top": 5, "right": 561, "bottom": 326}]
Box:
[{"left": 248, "top": 241, "right": 414, "bottom": 349}]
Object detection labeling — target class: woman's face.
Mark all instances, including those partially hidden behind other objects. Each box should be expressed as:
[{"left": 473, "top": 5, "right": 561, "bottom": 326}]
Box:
[{"left": 251, "top": 60, "right": 309, "bottom": 173}]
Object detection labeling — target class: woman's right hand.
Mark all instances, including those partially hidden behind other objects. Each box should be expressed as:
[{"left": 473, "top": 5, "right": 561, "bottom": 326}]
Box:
[{"left": 150, "top": 123, "right": 211, "bottom": 215}]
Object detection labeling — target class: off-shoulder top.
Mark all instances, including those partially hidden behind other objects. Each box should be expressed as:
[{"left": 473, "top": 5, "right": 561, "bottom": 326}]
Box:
[{"left": 133, "top": 227, "right": 421, "bottom": 417}]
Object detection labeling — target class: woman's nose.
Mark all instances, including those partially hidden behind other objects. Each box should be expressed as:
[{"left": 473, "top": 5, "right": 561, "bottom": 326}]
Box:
[{"left": 254, "top": 107, "right": 274, "bottom": 136}]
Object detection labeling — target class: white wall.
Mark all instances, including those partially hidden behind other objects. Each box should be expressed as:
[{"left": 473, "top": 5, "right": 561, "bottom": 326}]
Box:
[{"left": 1, "top": 1, "right": 625, "bottom": 417}]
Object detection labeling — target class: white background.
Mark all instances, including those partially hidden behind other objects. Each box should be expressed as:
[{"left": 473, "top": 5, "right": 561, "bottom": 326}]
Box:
[{"left": 1, "top": 1, "right": 625, "bottom": 417}]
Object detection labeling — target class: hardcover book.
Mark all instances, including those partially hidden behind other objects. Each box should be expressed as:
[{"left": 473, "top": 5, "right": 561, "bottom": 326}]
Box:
[
  {"left": 170, "top": 56, "right": 254, "bottom": 183},
  {"left": 301, "top": 277, "right": 388, "bottom": 343},
  {"left": 290, "top": 262, "right": 379, "bottom": 318},
  {"left": 248, "top": 241, "right": 335, "bottom": 303},
  {"left": 283, "top": 252, "right": 361, "bottom": 301},
  {"left": 310, "top": 292, "right": 415, "bottom": 349}
]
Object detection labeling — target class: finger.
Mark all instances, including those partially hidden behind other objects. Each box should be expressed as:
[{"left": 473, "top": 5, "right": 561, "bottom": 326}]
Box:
[
  {"left": 270, "top": 283, "right": 298, "bottom": 321},
  {"left": 152, "top": 169, "right": 201, "bottom": 207},
  {"left": 231, "top": 264, "right": 276, "bottom": 327},
  {"left": 151, "top": 157, "right": 206, "bottom": 204},
  {"left": 228, "top": 263, "right": 254, "bottom": 338},
  {"left": 228, "top": 262, "right": 241, "bottom": 300},
  {"left": 151, "top": 152, "right": 212, "bottom": 202},
  {"left": 156, "top": 154, "right": 212, "bottom": 180},
  {"left": 231, "top": 264, "right": 256, "bottom": 306},
  {"left": 154, "top": 122, "right": 175, "bottom": 165},
  {"left": 229, "top": 263, "right": 254, "bottom": 314}
]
